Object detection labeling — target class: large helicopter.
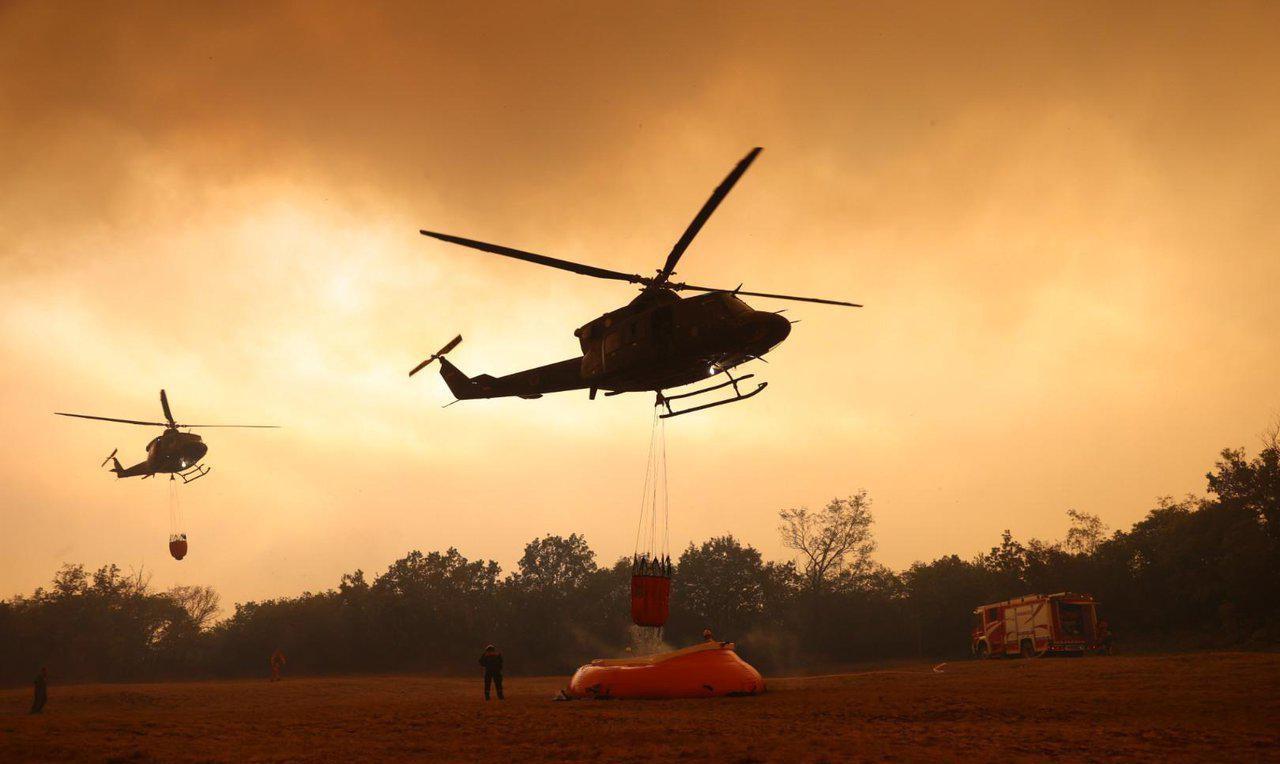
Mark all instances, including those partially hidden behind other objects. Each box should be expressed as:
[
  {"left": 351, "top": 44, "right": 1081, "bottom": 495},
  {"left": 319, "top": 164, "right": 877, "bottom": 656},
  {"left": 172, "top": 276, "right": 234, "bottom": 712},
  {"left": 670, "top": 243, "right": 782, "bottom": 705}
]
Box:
[
  {"left": 412, "top": 147, "right": 860, "bottom": 417},
  {"left": 55, "top": 389, "right": 277, "bottom": 482}
]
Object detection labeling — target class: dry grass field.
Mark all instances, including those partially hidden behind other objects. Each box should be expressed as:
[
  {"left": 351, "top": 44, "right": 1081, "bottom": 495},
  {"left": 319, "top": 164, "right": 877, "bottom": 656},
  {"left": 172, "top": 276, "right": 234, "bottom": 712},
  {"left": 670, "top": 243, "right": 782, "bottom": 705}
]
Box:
[{"left": 3, "top": 652, "right": 1278, "bottom": 762}]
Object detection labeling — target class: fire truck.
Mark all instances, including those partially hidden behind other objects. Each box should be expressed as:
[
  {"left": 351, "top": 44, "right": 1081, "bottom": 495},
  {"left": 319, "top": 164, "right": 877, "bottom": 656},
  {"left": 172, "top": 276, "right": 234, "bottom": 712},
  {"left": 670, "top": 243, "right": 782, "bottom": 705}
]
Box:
[{"left": 971, "top": 592, "right": 1100, "bottom": 658}]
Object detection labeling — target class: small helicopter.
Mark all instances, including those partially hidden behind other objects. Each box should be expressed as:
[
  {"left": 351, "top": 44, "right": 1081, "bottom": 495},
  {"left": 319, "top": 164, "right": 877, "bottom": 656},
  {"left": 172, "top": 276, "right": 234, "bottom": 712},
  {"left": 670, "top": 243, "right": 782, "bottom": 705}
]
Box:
[
  {"left": 412, "top": 147, "right": 860, "bottom": 417},
  {"left": 55, "top": 389, "right": 277, "bottom": 482}
]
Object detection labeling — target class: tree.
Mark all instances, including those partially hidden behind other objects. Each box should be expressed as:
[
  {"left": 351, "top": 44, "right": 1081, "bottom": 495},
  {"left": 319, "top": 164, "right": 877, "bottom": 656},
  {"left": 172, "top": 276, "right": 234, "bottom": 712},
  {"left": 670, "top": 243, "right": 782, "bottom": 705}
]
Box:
[
  {"left": 975, "top": 529, "right": 1028, "bottom": 593},
  {"left": 371, "top": 548, "right": 502, "bottom": 669},
  {"left": 903, "top": 554, "right": 991, "bottom": 657},
  {"left": 511, "top": 534, "right": 597, "bottom": 593},
  {"left": 1207, "top": 443, "right": 1280, "bottom": 543},
  {"left": 778, "top": 492, "right": 876, "bottom": 594},
  {"left": 504, "top": 534, "right": 607, "bottom": 671},
  {"left": 674, "top": 536, "right": 768, "bottom": 639},
  {"left": 1064, "top": 509, "right": 1108, "bottom": 555},
  {"left": 168, "top": 585, "right": 221, "bottom": 630}
]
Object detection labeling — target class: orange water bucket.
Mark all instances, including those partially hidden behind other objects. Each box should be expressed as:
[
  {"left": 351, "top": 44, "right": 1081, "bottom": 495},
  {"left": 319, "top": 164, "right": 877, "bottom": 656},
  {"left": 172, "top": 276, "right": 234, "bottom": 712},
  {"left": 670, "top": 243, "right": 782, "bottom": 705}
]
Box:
[{"left": 630, "top": 574, "right": 671, "bottom": 627}]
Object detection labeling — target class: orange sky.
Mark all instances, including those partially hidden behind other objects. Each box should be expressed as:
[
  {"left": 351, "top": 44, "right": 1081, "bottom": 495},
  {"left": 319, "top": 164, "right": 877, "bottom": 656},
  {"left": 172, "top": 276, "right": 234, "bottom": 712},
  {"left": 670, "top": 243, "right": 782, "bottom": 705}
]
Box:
[{"left": 3, "top": 2, "right": 1278, "bottom": 606}]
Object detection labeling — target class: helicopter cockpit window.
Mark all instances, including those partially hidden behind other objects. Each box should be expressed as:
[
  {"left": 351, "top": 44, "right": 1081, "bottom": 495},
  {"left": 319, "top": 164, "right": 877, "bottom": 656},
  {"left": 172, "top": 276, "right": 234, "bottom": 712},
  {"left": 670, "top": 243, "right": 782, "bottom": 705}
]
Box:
[
  {"left": 704, "top": 299, "right": 732, "bottom": 321},
  {"left": 722, "top": 295, "right": 753, "bottom": 315}
]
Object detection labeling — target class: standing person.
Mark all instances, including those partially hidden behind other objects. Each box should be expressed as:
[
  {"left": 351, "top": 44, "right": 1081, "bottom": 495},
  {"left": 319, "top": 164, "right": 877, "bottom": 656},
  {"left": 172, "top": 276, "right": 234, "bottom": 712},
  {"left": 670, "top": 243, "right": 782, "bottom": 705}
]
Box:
[
  {"left": 30, "top": 667, "right": 47, "bottom": 714},
  {"left": 702, "top": 628, "right": 717, "bottom": 643},
  {"left": 479, "top": 644, "right": 504, "bottom": 701},
  {"left": 270, "top": 648, "right": 287, "bottom": 681},
  {"left": 1096, "top": 619, "right": 1114, "bottom": 655}
]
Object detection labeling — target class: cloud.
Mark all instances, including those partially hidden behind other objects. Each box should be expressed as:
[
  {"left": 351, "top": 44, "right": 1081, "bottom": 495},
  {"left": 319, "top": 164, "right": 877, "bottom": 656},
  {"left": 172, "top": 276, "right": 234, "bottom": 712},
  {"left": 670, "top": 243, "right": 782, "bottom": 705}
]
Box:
[{"left": 2, "top": 1, "right": 1278, "bottom": 604}]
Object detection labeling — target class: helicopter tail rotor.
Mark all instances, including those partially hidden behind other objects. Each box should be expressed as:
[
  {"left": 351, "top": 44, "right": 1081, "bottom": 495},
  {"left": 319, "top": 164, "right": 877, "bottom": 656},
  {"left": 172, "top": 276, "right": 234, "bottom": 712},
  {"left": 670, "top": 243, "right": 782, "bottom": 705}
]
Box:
[
  {"left": 101, "top": 449, "right": 124, "bottom": 474},
  {"left": 409, "top": 334, "right": 463, "bottom": 377},
  {"left": 100, "top": 448, "right": 118, "bottom": 468}
]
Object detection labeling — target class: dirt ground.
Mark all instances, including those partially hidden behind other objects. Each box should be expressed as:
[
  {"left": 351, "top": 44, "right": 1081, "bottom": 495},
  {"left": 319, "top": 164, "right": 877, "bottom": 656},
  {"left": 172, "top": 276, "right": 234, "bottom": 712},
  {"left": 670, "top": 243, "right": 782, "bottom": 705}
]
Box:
[{"left": 2, "top": 652, "right": 1278, "bottom": 762}]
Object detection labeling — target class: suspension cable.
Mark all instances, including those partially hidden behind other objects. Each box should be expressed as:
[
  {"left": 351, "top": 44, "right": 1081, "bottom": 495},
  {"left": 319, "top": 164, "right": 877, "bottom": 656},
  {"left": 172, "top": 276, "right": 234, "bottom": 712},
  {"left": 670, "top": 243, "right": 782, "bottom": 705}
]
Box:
[
  {"left": 633, "top": 405, "right": 671, "bottom": 570},
  {"left": 633, "top": 406, "right": 660, "bottom": 559}
]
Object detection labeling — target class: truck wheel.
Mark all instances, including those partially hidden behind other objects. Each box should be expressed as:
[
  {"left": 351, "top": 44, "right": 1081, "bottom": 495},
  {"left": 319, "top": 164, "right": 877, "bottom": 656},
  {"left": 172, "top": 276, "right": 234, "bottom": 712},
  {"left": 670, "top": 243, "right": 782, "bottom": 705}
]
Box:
[{"left": 1020, "top": 639, "right": 1037, "bottom": 658}]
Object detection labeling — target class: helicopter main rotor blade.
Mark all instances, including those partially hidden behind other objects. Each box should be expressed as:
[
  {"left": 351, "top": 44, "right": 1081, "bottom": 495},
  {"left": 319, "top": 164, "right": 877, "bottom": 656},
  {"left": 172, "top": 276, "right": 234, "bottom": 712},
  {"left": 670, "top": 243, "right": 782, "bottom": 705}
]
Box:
[
  {"left": 179, "top": 424, "right": 281, "bottom": 429},
  {"left": 420, "top": 230, "right": 644, "bottom": 284},
  {"left": 654, "top": 147, "right": 762, "bottom": 286},
  {"left": 673, "top": 282, "right": 862, "bottom": 308},
  {"left": 160, "top": 389, "right": 176, "bottom": 428},
  {"left": 55, "top": 412, "right": 169, "bottom": 427}
]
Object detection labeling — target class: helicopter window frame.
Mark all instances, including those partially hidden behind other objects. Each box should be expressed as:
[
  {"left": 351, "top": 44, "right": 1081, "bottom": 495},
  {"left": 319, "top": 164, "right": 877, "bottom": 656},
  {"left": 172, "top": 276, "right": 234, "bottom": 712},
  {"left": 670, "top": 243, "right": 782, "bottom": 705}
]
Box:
[
  {"left": 623, "top": 317, "right": 647, "bottom": 346},
  {"left": 604, "top": 330, "right": 624, "bottom": 355},
  {"left": 722, "top": 295, "right": 753, "bottom": 316},
  {"left": 704, "top": 299, "right": 733, "bottom": 323}
]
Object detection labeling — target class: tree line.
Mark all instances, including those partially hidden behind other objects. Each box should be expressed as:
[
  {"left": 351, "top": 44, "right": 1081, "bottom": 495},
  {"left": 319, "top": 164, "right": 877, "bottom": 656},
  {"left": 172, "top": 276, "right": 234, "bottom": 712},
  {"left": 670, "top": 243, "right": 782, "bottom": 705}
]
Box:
[{"left": 2, "top": 433, "right": 1277, "bottom": 685}]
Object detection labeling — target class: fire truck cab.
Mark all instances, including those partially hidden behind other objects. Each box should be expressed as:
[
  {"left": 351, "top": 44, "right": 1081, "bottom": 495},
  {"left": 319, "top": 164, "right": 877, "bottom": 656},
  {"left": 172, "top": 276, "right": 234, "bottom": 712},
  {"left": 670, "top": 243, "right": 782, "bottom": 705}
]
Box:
[{"left": 972, "top": 592, "right": 1099, "bottom": 658}]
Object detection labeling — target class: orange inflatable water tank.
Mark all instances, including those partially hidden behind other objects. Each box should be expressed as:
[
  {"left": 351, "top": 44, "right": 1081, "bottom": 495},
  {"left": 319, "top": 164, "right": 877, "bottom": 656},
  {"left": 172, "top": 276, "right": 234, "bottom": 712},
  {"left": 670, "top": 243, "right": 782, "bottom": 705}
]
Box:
[{"left": 567, "top": 641, "right": 764, "bottom": 700}]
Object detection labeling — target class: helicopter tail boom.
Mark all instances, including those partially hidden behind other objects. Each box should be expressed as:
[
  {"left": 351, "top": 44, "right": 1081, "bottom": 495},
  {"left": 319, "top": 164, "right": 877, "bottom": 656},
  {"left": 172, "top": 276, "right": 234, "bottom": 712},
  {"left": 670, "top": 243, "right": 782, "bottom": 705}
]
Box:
[
  {"left": 106, "top": 456, "right": 152, "bottom": 478},
  {"left": 98, "top": 448, "right": 133, "bottom": 476},
  {"left": 438, "top": 357, "right": 487, "bottom": 400},
  {"left": 436, "top": 355, "right": 588, "bottom": 401}
]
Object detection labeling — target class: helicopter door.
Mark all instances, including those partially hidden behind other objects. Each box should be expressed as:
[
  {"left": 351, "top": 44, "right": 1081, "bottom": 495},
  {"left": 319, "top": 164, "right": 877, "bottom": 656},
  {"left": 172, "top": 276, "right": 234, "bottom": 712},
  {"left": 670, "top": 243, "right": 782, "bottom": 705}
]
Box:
[
  {"left": 651, "top": 307, "right": 674, "bottom": 351},
  {"left": 579, "top": 323, "right": 605, "bottom": 378},
  {"left": 599, "top": 328, "right": 624, "bottom": 374},
  {"left": 604, "top": 318, "right": 646, "bottom": 369}
]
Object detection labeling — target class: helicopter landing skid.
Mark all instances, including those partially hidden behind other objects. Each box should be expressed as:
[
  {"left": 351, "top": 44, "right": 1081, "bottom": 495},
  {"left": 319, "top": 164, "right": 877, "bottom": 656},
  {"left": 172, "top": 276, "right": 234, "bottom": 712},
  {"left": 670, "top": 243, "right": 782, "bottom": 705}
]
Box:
[
  {"left": 176, "top": 464, "right": 210, "bottom": 484},
  {"left": 656, "top": 372, "right": 767, "bottom": 419}
]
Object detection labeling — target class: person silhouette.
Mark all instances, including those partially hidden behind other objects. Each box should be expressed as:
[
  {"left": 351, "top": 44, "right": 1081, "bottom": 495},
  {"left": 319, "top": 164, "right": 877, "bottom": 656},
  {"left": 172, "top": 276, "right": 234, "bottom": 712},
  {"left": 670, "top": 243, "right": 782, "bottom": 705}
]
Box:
[
  {"left": 270, "top": 648, "right": 287, "bottom": 681},
  {"left": 30, "top": 667, "right": 47, "bottom": 714},
  {"left": 479, "top": 644, "right": 504, "bottom": 700}
]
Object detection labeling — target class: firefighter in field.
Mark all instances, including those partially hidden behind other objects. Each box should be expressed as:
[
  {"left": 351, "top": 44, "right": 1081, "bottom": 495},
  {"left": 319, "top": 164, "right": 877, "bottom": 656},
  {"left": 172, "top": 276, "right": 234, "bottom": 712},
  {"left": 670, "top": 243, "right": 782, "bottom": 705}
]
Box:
[
  {"left": 270, "top": 648, "right": 287, "bottom": 681},
  {"left": 30, "top": 667, "right": 48, "bottom": 714},
  {"left": 479, "top": 644, "right": 504, "bottom": 700},
  {"left": 1096, "top": 618, "right": 1114, "bottom": 655}
]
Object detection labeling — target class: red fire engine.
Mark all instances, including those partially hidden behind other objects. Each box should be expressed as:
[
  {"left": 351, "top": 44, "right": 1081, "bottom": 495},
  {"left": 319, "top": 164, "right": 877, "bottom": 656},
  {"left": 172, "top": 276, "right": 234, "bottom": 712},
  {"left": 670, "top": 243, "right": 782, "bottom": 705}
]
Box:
[{"left": 971, "top": 592, "right": 1100, "bottom": 658}]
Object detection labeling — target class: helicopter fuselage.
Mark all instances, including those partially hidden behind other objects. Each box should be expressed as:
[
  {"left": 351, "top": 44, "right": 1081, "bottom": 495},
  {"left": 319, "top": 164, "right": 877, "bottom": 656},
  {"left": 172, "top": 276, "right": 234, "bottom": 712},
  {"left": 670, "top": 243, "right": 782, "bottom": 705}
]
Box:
[
  {"left": 434, "top": 289, "right": 791, "bottom": 401},
  {"left": 100, "top": 430, "right": 209, "bottom": 479},
  {"left": 141, "top": 429, "right": 209, "bottom": 474},
  {"left": 576, "top": 290, "right": 791, "bottom": 392}
]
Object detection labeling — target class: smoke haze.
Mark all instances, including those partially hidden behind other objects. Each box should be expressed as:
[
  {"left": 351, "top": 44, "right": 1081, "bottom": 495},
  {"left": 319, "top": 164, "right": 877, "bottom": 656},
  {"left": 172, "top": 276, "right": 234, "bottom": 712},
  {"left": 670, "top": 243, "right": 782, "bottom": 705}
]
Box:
[{"left": 2, "top": 1, "right": 1278, "bottom": 606}]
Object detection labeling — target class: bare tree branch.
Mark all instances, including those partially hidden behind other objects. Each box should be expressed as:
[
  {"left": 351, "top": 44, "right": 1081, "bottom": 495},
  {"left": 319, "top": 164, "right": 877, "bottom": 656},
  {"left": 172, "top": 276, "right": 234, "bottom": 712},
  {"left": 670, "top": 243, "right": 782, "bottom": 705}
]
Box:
[
  {"left": 167, "top": 585, "right": 222, "bottom": 630},
  {"left": 779, "top": 491, "right": 877, "bottom": 593}
]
